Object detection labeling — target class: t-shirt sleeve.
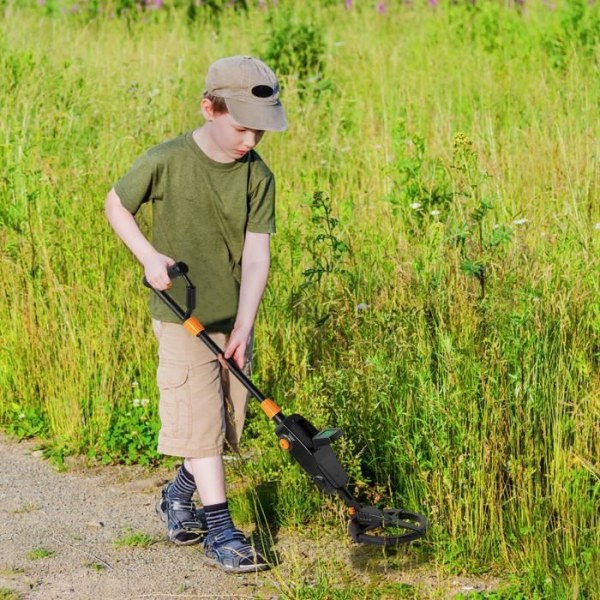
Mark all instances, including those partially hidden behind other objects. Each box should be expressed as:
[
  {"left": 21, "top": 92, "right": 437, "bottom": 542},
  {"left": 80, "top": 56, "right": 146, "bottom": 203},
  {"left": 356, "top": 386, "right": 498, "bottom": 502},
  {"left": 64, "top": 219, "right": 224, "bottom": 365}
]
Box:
[
  {"left": 113, "top": 152, "right": 162, "bottom": 215},
  {"left": 247, "top": 174, "right": 276, "bottom": 234}
]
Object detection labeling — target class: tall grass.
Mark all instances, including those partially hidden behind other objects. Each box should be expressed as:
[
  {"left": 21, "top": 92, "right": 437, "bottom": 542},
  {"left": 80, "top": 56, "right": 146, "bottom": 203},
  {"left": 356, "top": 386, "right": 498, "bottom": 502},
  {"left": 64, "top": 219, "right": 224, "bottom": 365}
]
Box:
[{"left": 1, "top": 1, "right": 598, "bottom": 597}]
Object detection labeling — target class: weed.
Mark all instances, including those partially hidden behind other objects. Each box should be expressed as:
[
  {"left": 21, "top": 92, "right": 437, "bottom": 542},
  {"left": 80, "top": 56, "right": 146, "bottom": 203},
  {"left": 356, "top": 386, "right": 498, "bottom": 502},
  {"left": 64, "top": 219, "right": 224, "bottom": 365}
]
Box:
[
  {"left": 262, "top": 11, "right": 327, "bottom": 95},
  {"left": 297, "top": 190, "right": 351, "bottom": 327},
  {"left": 0, "top": 569, "right": 25, "bottom": 576},
  {"left": 0, "top": 589, "right": 21, "bottom": 600},
  {"left": 26, "top": 548, "right": 54, "bottom": 560},
  {"left": 97, "top": 396, "right": 161, "bottom": 466},
  {"left": 84, "top": 561, "right": 106, "bottom": 572},
  {"left": 113, "top": 531, "right": 156, "bottom": 549},
  {"left": 11, "top": 503, "right": 39, "bottom": 515}
]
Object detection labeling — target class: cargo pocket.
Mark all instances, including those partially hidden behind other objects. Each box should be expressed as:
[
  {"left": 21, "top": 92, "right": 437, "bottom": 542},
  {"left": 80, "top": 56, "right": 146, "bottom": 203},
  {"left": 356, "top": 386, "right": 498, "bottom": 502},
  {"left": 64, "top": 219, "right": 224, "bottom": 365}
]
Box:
[{"left": 156, "top": 362, "right": 191, "bottom": 440}]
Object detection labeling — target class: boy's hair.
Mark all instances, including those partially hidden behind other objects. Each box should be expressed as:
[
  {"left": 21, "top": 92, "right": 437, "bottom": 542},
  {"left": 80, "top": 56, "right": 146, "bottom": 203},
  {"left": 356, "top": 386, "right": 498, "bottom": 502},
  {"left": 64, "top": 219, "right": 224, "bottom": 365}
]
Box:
[{"left": 203, "top": 92, "right": 228, "bottom": 115}]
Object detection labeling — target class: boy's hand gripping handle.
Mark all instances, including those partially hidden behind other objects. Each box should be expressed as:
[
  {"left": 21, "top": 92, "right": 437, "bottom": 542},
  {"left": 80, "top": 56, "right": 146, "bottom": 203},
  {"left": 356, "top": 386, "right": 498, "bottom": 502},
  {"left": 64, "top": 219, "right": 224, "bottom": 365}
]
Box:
[{"left": 142, "top": 262, "right": 196, "bottom": 320}]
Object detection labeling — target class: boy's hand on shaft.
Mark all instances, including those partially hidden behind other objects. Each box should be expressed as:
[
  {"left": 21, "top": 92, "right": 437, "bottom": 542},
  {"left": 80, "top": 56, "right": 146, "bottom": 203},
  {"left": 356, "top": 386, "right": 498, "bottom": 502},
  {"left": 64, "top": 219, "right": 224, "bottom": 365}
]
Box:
[
  {"left": 223, "top": 325, "right": 251, "bottom": 370},
  {"left": 143, "top": 252, "right": 176, "bottom": 291}
]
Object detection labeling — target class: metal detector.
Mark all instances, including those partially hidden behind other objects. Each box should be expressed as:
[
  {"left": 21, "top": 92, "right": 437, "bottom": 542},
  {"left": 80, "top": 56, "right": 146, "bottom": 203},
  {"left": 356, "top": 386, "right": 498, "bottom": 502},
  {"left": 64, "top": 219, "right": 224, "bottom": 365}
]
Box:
[{"left": 144, "top": 262, "right": 429, "bottom": 546}]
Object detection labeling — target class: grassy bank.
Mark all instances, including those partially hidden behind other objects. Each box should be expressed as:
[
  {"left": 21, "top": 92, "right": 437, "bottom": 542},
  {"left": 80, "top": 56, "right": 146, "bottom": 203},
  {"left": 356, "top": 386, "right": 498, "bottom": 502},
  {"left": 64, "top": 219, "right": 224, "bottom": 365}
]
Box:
[{"left": 1, "top": 0, "right": 598, "bottom": 597}]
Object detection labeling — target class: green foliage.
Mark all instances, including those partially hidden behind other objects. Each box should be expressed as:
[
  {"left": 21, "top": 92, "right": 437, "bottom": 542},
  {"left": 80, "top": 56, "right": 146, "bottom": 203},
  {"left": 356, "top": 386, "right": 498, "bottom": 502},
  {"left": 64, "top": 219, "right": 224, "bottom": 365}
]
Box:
[
  {"left": 4, "top": 404, "right": 48, "bottom": 440},
  {"left": 96, "top": 397, "right": 161, "bottom": 466},
  {"left": 262, "top": 11, "right": 327, "bottom": 94},
  {"left": 26, "top": 548, "right": 54, "bottom": 560},
  {"left": 113, "top": 530, "right": 156, "bottom": 548},
  {"left": 449, "top": 132, "right": 513, "bottom": 301},
  {"left": 543, "top": 0, "right": 600, "bottom": 69},
  {"left": 185, "top": 0, "right": 248, "bottom": 26},
  {"left": 1, "top": 2, "right": 598, "bottom": 597},
  {"left": 297, "top": 190, "right": 351, "bottom": 326},
  {"left": 0, "top": 589, "right": 21, "bottom": 600}
]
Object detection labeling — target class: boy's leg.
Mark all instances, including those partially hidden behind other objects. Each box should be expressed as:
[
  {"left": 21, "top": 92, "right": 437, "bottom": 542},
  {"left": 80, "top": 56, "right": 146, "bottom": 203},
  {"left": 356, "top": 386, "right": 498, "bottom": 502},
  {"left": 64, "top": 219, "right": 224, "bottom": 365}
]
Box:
[
  {"left": 153, "top": 322, "right": 267, "bottom": 570},
  {"left": 152, "top": 321, "right": 229, "bottom": 545},
  {"left": 185, "top": 455, "right": 226, "bottom": 505},
  {"left": 185, "top": 455, "right": 268, "bottom": 572}
]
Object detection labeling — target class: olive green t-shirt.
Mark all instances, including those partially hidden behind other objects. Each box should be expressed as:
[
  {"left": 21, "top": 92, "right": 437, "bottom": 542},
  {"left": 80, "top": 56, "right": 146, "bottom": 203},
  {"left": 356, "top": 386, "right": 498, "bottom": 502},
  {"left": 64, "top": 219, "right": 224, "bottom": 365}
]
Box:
[{"left": 114, "top": 131, "right": 275, "bottom": 332}]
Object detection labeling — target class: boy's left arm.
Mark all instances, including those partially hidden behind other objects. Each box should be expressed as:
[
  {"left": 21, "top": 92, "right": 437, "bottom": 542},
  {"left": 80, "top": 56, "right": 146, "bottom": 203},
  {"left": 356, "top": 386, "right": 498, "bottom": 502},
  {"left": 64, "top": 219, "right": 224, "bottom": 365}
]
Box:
[{"left": 224, "top": 231, "right": 271, "bottom": 369}]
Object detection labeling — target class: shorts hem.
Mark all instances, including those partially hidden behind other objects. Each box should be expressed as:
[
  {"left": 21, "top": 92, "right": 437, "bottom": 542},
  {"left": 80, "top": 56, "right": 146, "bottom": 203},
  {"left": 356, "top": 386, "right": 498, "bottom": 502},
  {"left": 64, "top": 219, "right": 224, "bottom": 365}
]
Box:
[{"left": 158, "top": 440, "right": 224, "bottom": 459}]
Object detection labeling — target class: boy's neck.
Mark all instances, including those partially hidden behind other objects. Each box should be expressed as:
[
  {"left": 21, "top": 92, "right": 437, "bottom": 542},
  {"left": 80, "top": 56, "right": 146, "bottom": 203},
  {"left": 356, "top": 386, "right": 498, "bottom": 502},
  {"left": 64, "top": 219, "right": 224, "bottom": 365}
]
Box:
[{"left": 192, "top": 126, "right": 235, "bottom": 164}]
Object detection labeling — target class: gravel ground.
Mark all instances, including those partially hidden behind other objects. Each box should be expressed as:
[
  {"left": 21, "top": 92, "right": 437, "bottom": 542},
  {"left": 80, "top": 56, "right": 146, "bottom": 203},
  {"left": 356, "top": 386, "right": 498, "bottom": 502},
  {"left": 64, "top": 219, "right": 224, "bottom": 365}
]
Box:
[
  {"left": 0, "top": 432, "right": 502, "bottom": 599},
  {"left": 0, "top": 433, "right": 275, "bottom": 600}
]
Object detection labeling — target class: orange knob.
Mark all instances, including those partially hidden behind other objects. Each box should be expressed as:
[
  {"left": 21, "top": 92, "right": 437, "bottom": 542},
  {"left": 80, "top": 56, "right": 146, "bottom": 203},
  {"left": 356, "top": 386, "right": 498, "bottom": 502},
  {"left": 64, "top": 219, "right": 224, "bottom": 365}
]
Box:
[{"left": 279, "top": 437, "right": 291, "bottom": 451}]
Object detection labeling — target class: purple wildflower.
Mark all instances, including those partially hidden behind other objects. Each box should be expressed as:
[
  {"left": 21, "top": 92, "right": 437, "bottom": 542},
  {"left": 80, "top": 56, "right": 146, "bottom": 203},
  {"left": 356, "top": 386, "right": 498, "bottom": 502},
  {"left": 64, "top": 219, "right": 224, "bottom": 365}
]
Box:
[
  {"left": 376, "top": 1, "right": 386, "bottom": 14},
  {"left": 345, "top": 0, "right": 352, "bottom": 9}
]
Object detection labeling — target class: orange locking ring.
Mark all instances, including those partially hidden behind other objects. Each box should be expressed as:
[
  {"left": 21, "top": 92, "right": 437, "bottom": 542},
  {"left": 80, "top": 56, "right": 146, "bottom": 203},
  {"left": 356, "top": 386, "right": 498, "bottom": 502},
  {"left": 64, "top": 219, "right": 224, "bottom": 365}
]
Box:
[{"left": 279, "top": 438, "right": 291, "bottom": 451}]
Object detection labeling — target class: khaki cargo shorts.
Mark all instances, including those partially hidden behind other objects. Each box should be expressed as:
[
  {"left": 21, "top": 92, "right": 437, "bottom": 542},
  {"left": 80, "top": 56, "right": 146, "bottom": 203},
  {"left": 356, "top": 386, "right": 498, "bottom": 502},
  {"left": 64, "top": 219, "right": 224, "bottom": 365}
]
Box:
[{"left": 152, "top": 320, "right": 251, "bottom": 458}]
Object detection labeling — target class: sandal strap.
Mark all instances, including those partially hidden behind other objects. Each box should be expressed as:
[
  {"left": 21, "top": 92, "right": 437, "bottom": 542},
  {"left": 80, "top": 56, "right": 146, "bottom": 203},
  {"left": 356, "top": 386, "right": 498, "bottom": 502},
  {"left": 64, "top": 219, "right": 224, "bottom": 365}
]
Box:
[
  {"left": 212, "top": 528, "right": 246, "bottom": 546},
  {"left": 168, "top": 499, "right": 195, "bottom": 511}
]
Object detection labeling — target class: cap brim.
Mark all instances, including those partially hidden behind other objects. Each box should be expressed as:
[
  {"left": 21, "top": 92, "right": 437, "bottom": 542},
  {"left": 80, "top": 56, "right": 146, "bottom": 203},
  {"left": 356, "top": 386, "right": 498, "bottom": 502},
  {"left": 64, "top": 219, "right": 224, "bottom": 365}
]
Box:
[{"left": 225, "top": 98, "right": 287, "bottom": 132}]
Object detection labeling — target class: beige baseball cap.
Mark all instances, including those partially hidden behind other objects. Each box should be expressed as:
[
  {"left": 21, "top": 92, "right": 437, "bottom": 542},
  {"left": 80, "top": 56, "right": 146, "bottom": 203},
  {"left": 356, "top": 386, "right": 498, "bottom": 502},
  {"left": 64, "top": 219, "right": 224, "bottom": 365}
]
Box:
[{"left": 205, "top": 56, "right": 287, "bottom": 132}]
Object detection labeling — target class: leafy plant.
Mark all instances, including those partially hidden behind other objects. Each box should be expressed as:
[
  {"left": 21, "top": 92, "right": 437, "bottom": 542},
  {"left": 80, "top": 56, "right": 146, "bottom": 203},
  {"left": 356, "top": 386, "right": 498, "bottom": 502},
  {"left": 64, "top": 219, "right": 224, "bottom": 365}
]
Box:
[
  {"left": 26, "top": 548, "right": 54, "bottom": 560},
  {"left": 114, "top": 530, "right": 156, "bottom": 548},
  {"left": 97, "top": 397, "right": 160, "bottom": 466},
  {"left": 449, "top": 132, "right": 513, "bottom": 301},
  {"left": 543, "top": 0, "right": 600, "bottom": 69},
  {"left": 262, "top": 11, "right": 326, "bottom": 94},
  {"left": 387, "top": 119, "right": 453, "bottom": 229},
  {"left": 4, "top": 404, "right": 48, "bottom": 440},
  {"left": 297, "top": 191, "right": 350, "bottom": 326}
]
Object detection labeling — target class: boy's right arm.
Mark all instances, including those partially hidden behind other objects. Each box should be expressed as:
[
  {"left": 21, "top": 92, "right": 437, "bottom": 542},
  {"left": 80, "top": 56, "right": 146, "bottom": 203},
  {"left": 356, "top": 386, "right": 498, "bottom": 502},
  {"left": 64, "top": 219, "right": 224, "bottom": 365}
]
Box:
[{"left": 105, "top": 188, "right": 175, "bottom": 290}]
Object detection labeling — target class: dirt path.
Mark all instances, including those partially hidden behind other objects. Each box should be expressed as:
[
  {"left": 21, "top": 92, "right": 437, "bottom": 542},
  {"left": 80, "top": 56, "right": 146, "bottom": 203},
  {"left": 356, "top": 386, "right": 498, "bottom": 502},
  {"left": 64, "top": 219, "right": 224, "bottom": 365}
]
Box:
[
  {"left": 0, "top": 433, "right": 502, "bottom": 599},
  {"left": 0, "top": 433, "right": 275, "bottom": 600}
]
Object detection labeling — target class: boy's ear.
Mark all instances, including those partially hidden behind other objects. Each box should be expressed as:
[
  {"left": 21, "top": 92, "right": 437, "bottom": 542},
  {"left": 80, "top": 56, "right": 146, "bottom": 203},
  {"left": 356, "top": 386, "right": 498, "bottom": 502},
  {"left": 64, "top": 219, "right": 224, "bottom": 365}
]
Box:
[{"left": 200, "top": 97, "right": 214, "bottom": 121}]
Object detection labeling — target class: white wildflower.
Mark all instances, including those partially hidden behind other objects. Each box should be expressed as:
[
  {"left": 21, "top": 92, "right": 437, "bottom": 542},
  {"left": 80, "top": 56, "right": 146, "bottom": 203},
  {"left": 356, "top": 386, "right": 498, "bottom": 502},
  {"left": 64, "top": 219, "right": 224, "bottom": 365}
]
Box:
[
  {"left": 374, "top": 144, "right": 383, "bottom": 150},
  {"left": 132, "top": 398, "right": 141, "bottom": 408},
  {"left": 594, "top": 222, "right": 600, "bottom": 231},
  {"left": 356, "top": 303, "right": 370, "bottom": 311},
  {"left": 140, "top": 398, "right": 150, "bottom": 407},
  {"left": 340, "top": 146, "right": 351, "bottom": 153},
  {"left": 430, "top": 209, "right": 440, "bottom": 216},
  {"left": 131, "top": 381, "right": 139, "bottom": 388},
  {"left": 19, "top": 413, "right": 26, "bottom": 420},
  {"left": 512, "top": 218, "right": 529, "bottom": 226},
  {"left": 410, "top": 202, "right": 421, "bottom": 210}
]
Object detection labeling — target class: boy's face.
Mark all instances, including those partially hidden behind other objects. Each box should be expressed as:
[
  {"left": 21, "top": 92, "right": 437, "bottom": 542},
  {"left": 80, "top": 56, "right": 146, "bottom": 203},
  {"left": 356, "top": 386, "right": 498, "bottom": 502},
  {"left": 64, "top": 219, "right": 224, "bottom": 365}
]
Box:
[{"left": 201, "top": 99, "right": 265, "bottom": 162}]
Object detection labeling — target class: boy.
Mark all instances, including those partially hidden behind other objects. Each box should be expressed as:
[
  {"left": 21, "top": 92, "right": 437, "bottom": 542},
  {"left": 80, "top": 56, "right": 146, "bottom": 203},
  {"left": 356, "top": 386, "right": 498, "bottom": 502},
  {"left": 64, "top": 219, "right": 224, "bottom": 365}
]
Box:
[{"left": 105, "top": 56, "right": 286, "bottom": 573}]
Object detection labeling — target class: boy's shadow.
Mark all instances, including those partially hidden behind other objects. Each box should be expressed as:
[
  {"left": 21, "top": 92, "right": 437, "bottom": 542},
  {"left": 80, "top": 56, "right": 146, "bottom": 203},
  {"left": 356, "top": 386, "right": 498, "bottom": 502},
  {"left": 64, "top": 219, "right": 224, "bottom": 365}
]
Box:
[{"left": 243, "top": 481, "right": 281, "bottom": 566}]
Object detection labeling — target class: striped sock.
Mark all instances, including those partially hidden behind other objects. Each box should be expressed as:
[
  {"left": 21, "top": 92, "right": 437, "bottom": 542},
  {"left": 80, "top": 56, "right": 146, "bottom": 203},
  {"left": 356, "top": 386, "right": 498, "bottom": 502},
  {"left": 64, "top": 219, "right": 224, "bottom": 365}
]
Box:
[
  {"left": 167, "top": 464, "right": 197, "bottom": 502},
  {"left": 204, "top": 502, "right": 234, "bottom": 536}
]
